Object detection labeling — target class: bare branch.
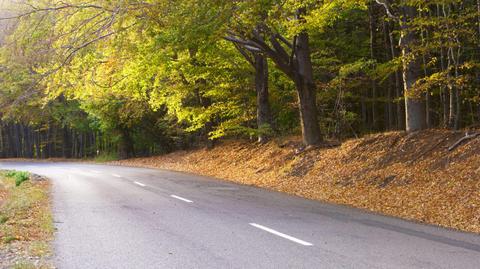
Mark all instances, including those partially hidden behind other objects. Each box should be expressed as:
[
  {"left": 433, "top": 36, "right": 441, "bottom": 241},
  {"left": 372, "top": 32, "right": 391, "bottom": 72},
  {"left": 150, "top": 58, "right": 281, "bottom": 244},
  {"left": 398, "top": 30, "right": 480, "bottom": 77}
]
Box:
[
  {"left": 0, "top": 3, "right": 112, "bottom": 21},
  {"left": 375, "top": 0, "right": 399, "bottom": 20}
]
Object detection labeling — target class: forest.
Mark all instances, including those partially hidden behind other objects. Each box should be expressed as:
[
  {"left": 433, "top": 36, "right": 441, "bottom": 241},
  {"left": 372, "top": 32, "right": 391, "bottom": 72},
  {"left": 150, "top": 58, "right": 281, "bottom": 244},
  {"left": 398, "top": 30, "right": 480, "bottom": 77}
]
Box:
[{"left": 0, "top": 0, "right": 479, "bottom": 159}]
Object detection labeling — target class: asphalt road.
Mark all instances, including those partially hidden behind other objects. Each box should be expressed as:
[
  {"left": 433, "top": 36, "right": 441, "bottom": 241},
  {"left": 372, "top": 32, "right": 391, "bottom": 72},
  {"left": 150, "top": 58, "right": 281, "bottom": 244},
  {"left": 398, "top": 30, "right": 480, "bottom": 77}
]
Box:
[{"left": 0, "top": 162, "right": 479, "bottom": 269}]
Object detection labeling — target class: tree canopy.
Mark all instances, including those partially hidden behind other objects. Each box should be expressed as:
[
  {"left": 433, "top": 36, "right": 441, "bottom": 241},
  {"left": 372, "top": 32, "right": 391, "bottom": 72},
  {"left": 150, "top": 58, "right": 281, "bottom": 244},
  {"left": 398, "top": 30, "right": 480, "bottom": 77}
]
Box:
[{"left": 0, "top": 0, "right": 479, "bottom": 158}]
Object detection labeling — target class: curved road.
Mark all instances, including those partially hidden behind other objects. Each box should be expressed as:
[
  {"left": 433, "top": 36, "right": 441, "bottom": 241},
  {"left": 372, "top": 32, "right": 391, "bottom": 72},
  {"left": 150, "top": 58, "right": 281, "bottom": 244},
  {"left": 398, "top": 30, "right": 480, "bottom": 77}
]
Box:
[{"left": 0, "top": 162, "right": 479, "bottom": 268}]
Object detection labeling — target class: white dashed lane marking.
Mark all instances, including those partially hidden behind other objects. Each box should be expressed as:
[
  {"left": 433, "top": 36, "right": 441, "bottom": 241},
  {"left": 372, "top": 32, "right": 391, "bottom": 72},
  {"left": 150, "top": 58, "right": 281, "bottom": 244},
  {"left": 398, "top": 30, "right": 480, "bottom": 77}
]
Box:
[
  {"left": 134, "top": 181, "right": 146, "bottom": 187},
  {"left": 170, "top": 195, "right": 193, "bottom": 203},
  {"left": 249, "top": 223, "right": 313, "bottom": 246}
]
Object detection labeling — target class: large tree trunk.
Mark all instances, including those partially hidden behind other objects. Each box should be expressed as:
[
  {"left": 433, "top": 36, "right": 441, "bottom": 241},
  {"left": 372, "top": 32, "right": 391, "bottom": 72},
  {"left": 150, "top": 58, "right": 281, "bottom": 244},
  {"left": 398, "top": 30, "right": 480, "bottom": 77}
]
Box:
[
  {"left": 400, "top": 5, "right": 426, "bottom": 132},
  {"left": 254, "top": 53, "right": 272, "bottom": 143},
  {"left": 294, "top": 31, "right": 323, "bottom": 146},
  {"left": 228, "top": 8, "right": 323, "bottom": 146}
]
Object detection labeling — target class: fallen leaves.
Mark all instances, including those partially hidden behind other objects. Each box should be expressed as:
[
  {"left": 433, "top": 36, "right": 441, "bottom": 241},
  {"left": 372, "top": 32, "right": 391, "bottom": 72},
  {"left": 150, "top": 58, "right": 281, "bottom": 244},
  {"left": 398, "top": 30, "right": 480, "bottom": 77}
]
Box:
[
  {"left": 0, "top": 173, "right": 54, "bottom": 268},
  {"left": 112, "top": 129, "right": 480, "bottom": 234}
]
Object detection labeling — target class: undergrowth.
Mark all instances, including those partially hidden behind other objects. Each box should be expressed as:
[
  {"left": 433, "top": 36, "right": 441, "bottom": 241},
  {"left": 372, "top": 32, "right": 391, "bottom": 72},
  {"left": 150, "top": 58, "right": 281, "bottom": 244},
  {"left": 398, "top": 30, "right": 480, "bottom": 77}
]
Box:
[
  {"left": 6, "top": 171, "right": 30, "bottom": 187},
  {"left": 94, "top": 152, "right": 119, "bottom": 162}
]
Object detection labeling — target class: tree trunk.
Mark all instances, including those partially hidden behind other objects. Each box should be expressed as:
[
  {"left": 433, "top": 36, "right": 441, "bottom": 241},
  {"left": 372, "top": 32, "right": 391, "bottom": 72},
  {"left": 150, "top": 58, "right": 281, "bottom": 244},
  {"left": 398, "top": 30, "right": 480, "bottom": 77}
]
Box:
[
  {"left": 23, "top": 126, "right": 33, "bottom": 158},
  {"left": 383, "top": 20, "right": 395, "bottom": 129},
  {"left": 249, "top": 8, "right": 323, "bottom": 146},
  {"left": 78, "top": 132, "right": 84, "bottom": 158},
  {"left": 454, "top": 51, "right": 461, "bottom": 130},
  {"left": 361, "top": 89, "right": 368, "bottom": 130},
  {"left": 13, "top": 124, "right": 22, "bottom": 158},
  {"left": 63, "top": 127, "right": 71, "bottom": 158},
  {"left": 388, "top": 22, "right": 405, "bottom": 130},
  {"left": 254, "top": 53, "right": 272, "bottom": 143},
  {"left": 478, "top": 0, "right": 480, "bottom": 39},
  {"left": 369, "top": 4, "right": 378, "bottom": 130},
  {"left": 294, "top": 31, "right": 322, "bottom": 146},
  {"left": 420, "top": 27, "right": 431, "bottom": 128},
  {"left": 440, "top": 47, "right": 449, "bottom": 128},
  {"left": 0, "top": 124, "right": 4, "bottom": 158},
  {"left": 117, "top": 129, "right": 134, "bottom": 159},
  {"left": 34, "top": 130, "right": 41, "bottom": 159},
  {"left": 400, "top": 5, "right": 426, "bottom": 132}
]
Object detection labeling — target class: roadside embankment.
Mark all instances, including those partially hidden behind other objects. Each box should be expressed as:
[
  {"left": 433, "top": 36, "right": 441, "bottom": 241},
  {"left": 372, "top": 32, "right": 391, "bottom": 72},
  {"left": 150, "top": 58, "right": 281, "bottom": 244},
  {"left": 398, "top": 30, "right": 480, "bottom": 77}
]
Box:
[
  {"left": 111, "top": 129, "right": 480, "bottom": 234},
  {"left": 0, "top": 171, "right": 53, "bottom": 269}
]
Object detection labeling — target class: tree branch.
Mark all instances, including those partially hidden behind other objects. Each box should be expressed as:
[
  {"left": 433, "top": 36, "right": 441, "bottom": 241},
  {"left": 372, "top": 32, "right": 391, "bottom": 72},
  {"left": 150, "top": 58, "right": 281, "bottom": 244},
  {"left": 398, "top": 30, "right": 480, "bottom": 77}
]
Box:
[
  {"left": 375, "top": 0, "right": 398, "bottom": 20},
  {"left": 232, "top": 43, "right": 255, "bottom": 67},
  {"left": 224, "top": 35, "right": 262, "bottom": 52}
]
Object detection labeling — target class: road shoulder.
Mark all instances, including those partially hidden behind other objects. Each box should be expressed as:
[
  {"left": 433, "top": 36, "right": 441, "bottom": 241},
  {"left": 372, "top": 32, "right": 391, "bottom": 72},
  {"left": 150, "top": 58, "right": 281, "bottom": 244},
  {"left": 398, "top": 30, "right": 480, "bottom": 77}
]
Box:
[{"left": 0, "top": 171, "right": 54, "bottom": 269}]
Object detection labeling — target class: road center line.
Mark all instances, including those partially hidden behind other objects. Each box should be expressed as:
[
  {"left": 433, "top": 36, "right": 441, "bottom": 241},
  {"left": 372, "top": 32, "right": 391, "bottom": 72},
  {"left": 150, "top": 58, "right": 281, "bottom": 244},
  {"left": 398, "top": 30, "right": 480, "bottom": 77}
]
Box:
[
  {"left": 112, "top": 174, "right": 122, "bottom": 178},
  {"left": 249, "top": 223, "right": 313, "bottom": 246},
  {"left": 170, "top": 195, "right": 193, "bottom": 203},
  {"left": 134, "top": 181, "right": 146, "bottom": 187}
]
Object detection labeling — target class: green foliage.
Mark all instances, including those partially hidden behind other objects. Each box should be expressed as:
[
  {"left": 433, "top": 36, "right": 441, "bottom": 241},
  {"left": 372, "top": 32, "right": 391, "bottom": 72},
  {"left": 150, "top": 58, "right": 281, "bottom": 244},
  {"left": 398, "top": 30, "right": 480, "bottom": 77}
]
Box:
[
  {"left": 6, "top": 171, "right": 30, "bottom": 187},
  {"left": 0, "top": 0, "right": 480, "bottom": 154},
  {"left": 3, "top": 235, "right": 16, "bottom": 244},
  {"left": 94, "top": 152, "right": 119, "bottom": 163},
  {"left": 0, "top": 214, "right": 8, "bottom": 224}
]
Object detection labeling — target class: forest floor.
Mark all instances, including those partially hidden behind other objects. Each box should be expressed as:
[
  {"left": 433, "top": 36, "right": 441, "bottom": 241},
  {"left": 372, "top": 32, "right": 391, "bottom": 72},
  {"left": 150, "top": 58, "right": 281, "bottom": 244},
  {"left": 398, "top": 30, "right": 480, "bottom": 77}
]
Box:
[
  {"left": 0, "top": 172, "right": 54, "bottom": 269},
  {"left": 111, "top": 129, "right": 480, "bottom": 234}
]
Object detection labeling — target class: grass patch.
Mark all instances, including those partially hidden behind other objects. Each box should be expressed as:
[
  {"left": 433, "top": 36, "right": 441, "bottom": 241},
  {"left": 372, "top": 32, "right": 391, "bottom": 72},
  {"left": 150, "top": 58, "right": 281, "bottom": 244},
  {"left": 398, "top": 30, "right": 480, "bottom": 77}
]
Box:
[
  {"left": 6, "top": 171, "right": 30, "bottom": 187},
  {"left": 3, "top": 235, "right": 17, "bottom": 244},
  {"left": 12, "top": 261, "right": 37, "bottom": 269},
  {"left": 0, "top": 214, "right": 8, "bottom": 224},
  {"left": 94, "top": 152, "right": 119, "bottom": 162}
]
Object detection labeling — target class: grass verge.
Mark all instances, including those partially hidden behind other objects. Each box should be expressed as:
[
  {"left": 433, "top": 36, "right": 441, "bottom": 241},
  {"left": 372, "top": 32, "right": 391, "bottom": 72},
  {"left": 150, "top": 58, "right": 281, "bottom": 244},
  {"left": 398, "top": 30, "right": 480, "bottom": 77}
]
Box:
[
  {"left": 0, "top": 171, "right": 54, "bottom": 269},
  {"left": 94, "top": 152, "right": 119, "bottom": 163}
]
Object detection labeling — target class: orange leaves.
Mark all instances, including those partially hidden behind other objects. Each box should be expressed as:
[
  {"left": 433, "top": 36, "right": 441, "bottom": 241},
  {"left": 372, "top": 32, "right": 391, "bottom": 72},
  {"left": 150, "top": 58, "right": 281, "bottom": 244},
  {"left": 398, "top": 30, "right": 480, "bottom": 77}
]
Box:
[{"left": 112, "top": 129, "right": 480, "bottom": 234}]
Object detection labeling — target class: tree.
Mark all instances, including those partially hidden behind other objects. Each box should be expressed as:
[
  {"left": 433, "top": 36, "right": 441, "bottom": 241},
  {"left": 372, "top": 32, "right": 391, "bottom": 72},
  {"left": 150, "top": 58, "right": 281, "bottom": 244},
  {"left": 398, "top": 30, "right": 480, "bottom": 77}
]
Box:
[
  {"left": 2, "top": 0, "right": 480, "bottom": 160},
  {"left": 376, "top": 0, "right": 426, "bottom": 132},
  {"left": 225, "top": 3, "right": 323, "bottom": 146},
  {"left": 231, "top": 36, "right": 273, "bottom": 143}
]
